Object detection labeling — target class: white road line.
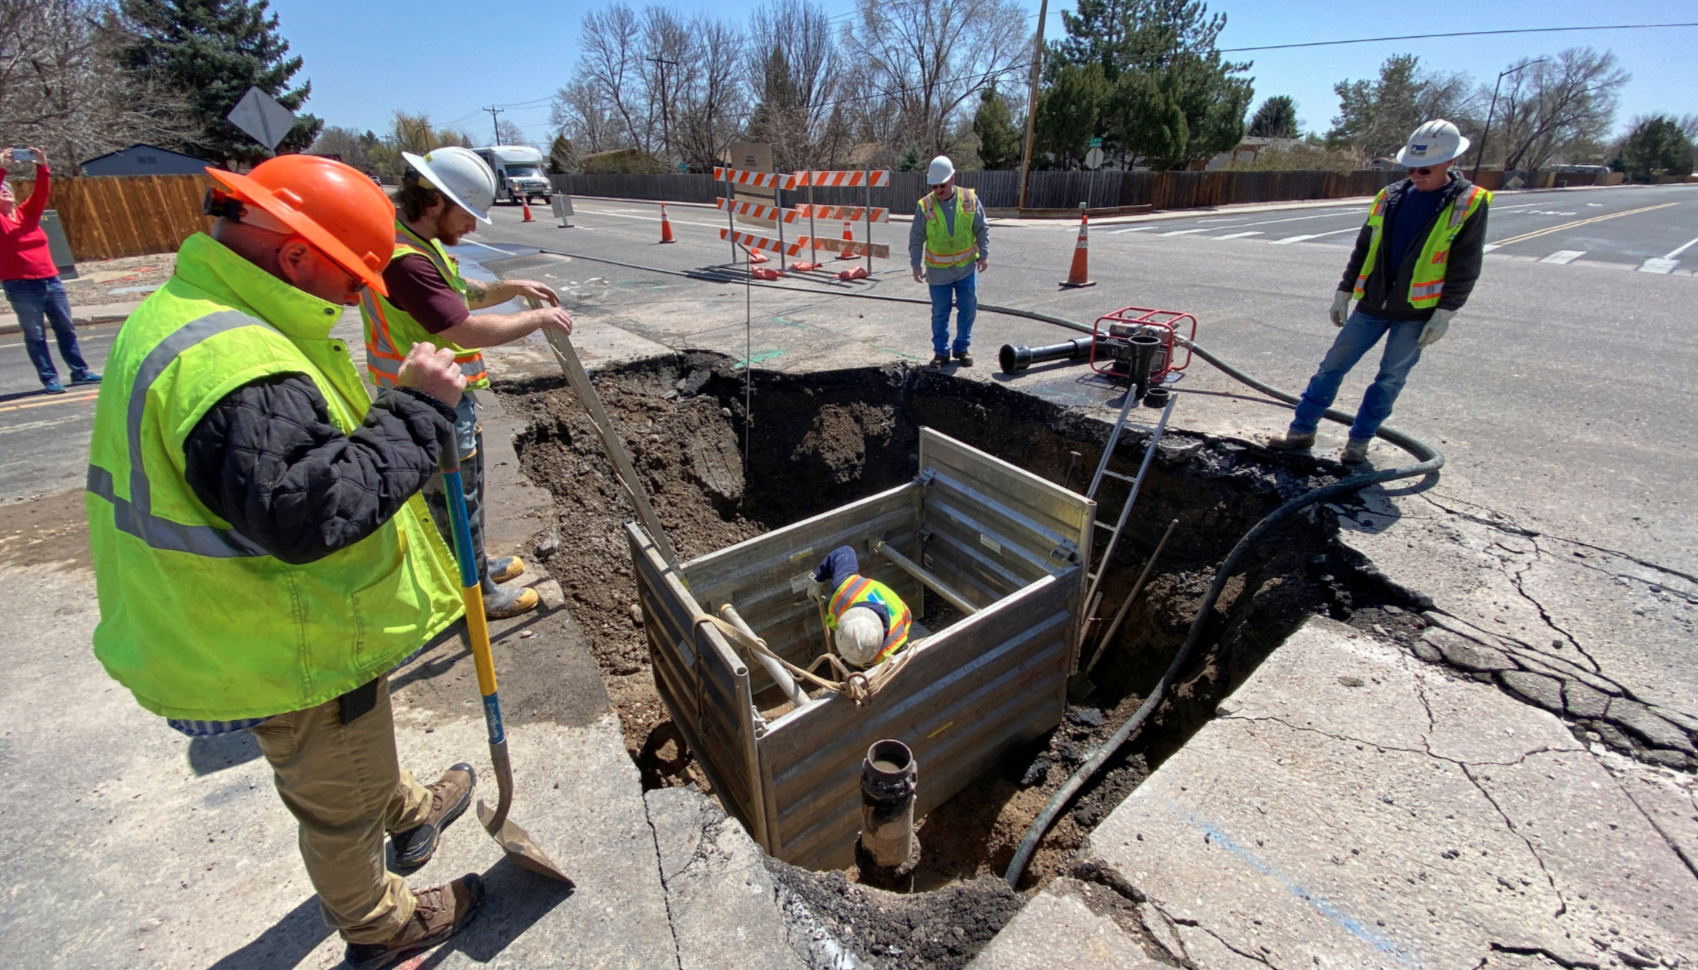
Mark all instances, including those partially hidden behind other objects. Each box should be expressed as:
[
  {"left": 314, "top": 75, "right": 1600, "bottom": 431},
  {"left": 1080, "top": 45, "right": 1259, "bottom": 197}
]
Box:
[
  {"left": 463, "top": 240, "right": 520, "bottom": 255},
  {"left": 1482, "top": 244, "right": 1502, "bottom": 253},
  {"left": 1215, "top": 231, "right": 1264, "bottom": 240},
  {"left": 1271, "top": 227, "right": 1358, "bottom": 245},
  {"left": 1160, "top": 228, "right": 1209, "bottom": 236},
  {"left": 1663, "top": 235, "right": 1698, "bottom": 259},
  {"left": 1540, "top": 250, "right": 1586, "bottom": 264},
  {"left": 1638, "top": 258, "right": 1679, "bottom": 274},
  {"left": 1109, "top": 226, "right": 1154, "bottom": 234},
  {"left": 1191, "top": 209, "right": 1365, "bottom": 231}
]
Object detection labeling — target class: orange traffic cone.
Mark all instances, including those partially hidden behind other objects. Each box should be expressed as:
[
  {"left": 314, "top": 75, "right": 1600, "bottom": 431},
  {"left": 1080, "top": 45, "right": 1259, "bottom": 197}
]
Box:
[
  {"left": 1059, "top": 211, "right": 1096, "bottom": 288},
  {"left": 836, "top": 221, "right": 857, "bottom": 260},
  {"left": 659, "top": 204, "right": 676, "bottom": 243},
  {"left": 521, "top": 197, "right": 535, "bottom": 222}
]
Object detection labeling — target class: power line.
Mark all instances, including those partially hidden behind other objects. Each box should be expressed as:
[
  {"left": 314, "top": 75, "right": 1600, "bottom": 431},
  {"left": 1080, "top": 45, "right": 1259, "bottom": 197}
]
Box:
[{"left": 1215, "top": 22, "right": 1698, "bottom": 54}]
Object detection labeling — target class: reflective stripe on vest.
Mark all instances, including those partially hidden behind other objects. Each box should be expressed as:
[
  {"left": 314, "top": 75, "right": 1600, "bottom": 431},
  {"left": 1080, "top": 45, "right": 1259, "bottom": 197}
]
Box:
[
  {"left": 921, "top": 188, "right": 979, "bottom": 269},
  {"left": 1353, "top": 182, "right": 1490, "bottom": 308},
  {"left": 85, "top": 309, "right": 270, "bottom": 558},
  {"left": 828, "top": 573, "right": 912, "bottom": 663},
  {"left": 360, "top": 224, "right": 489, "bottom": 389}
]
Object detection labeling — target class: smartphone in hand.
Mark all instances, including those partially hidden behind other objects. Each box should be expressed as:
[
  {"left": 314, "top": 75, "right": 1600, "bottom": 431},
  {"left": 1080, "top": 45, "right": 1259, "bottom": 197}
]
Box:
[{"left": 9, "top": 149, "right": 32, "bottom": 163}]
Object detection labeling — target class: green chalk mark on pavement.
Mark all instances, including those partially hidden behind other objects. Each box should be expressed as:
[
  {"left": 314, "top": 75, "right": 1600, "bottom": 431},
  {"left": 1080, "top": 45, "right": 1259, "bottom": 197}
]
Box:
[
  {"left": 873, "top": 346, "right": 927, "bottom": 361},
  {"left": 772, "top": 316, "right": 807, "bottom": 330},
  {"left": 731, "top": 350, "right": 786, "bottom": 370}
]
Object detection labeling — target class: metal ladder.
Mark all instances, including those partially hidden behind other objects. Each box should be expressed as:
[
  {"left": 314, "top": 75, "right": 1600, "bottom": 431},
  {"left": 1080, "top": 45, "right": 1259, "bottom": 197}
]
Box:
[{"left": 1078, "top": 390, "right": 1176, "bottom": 645}]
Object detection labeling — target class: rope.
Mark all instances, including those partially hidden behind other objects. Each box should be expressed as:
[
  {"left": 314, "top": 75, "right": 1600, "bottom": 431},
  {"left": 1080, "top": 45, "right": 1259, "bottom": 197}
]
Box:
[{"left": 690, "top": 608, "right": 916, "bottom": 706}]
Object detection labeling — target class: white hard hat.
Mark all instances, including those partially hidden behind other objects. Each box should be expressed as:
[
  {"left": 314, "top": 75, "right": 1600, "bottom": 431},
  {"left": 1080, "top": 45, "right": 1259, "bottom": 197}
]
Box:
[
  {"left": 836, "top": 607, "right": 886, "bottom": 667},
  {"left": 926, "top": 155, "right": 955, "bottom": 186},
  {"left": 1396, "top": 120, "right": 1470, "bottom": 167},
  {"left": 402, "top": 146, "right": 497, "bottom": 223}
]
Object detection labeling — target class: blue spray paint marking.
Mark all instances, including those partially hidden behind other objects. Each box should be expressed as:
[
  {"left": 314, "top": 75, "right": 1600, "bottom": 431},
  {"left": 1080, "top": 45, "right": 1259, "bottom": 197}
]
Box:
[
  {"left": 1167, "top": 800, "right": 1411, "bottom": 962},
  {"left": 483, "top": 693, "right": 505, "bottom": 745}
]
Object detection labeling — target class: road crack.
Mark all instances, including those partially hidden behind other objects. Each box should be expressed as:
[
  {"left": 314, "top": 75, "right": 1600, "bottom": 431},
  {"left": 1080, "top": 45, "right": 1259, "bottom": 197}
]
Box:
[{"left": 1460, "top": 763, "right": 1568, "bottom": 919}]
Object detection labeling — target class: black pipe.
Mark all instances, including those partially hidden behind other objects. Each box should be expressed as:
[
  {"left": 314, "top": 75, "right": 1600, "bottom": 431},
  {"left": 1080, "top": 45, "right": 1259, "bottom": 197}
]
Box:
[
  {"left": 1000, "top": 336, "right": 1095, "bottom": 375},
  {"left": 1126, "top": 332, "right": 1161, "bottom": 401}
]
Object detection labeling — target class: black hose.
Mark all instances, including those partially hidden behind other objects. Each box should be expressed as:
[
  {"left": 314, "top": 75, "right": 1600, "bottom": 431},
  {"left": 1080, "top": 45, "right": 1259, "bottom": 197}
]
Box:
[{"left": 510, "top": 245, "right": 1445, "bottom": 888}]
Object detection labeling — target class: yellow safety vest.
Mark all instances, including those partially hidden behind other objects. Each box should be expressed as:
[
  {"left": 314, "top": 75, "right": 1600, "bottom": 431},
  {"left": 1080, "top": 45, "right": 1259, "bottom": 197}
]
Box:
[
  {"left": 1354, "top": 181, "right": 1491, "bottom": 308},
  {"left": 828, "top": 574, "right": 912, "bottom": 665},
  {"left": 919, "top": 188, "right": 980, "bottom": 269},
  {"left": 359, "top": 221, "right": 489, "bottom": 390},
  {"left": 86, "top": 232, "right": 462, "bottom": 721}
]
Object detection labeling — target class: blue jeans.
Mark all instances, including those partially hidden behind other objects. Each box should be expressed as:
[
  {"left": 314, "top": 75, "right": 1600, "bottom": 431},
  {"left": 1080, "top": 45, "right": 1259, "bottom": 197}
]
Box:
[
  {"left": 928, "top": 272, "right": 977, "bottom": 356},
  {"left": 3, "top": 276, "right": 91, "bottom": 386},
  {"left": 1290, "top": 309, "right": 1424, "bottom": 441}
]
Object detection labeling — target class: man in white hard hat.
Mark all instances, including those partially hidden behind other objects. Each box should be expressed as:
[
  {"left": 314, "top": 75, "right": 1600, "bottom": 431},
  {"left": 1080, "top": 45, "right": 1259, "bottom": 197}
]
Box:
[
  {"left": 360, "top": 146, "right": 576, "bottom": 617},
  {"left": 909, "top": 155, "right": 989, "bottom": 367},
  {"left": 1269, "top": 119, "right": 1490, "bottom": 463},
  {"left": 812, "top": 546, "right": 913, "bottom": 668}
]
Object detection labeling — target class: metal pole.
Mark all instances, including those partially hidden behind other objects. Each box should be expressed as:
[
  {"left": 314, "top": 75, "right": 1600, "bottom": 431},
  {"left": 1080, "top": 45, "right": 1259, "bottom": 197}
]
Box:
[
  {"left": 1087, "top": 166, "right": 1096, "bottom": 211},
  {"left": 807, "top": 177, "right": 817, "bottom": 265},
  {"left": 873, "top": 541, "right": 978, "bottom": 615},
  {"left": 865, "top": 165, "right": 874, "bottom": 274},
  {"left": 776, "top": 177, "right": 787, "bottom": 272},
  {"left": 726, "top": 171, "right": 737, "bottom": 263},
  {"left": 1474, "top": 73, "right": 1502, "bottom": 184},
  {"left": 1016, "top": 0, "right": 1050, "bottom": 213}
]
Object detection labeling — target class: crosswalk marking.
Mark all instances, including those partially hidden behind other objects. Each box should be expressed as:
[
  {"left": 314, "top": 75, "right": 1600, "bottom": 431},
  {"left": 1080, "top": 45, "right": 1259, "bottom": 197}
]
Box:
[
  {"left": 1540, "top": 250, "right": 1585, "bottom": 264},
  {"left": 1272, "top": 234, "right": 1319, "bottom": 245},
  {"left": 1271, "top": 227, "right": 1357, "bottom": 245},
  {"left": 1160, "top": 228, "right": 1208, "bottom": 236},
  {"left": 1638, "top": 258, "right": 1679, "bottom": 274},
  {"left": 1215, "top": 231, "right": 1263, "bottom": 240}
]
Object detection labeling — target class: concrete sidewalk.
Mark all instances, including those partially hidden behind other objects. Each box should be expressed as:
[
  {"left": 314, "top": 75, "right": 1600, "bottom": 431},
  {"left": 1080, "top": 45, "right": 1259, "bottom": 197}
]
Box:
[{"left": 0, "top": 300, "right": 141, "bottom": 335}]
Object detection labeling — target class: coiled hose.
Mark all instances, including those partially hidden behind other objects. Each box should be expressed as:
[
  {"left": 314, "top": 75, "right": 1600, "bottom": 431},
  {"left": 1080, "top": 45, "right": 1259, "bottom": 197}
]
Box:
[{"left": 519, "top": 246, "right": 1444, "bottom": 887}]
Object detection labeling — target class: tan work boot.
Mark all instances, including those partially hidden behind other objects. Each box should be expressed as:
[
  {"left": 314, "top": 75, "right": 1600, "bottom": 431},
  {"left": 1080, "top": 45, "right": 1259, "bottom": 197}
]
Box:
[
  {"left": 343, "top": 874, "right": 485, "bottom": 970},
  {"left": 488, "top": 556, "right": 526, "bottom": 584},
  {"left": 483, "top": 579, "right": 539, "bottom": 619},
  {"left": 390, "top": 763, "right": 476, "bottom": 870},
  {"left": 1266, "top": 428, "right": 1316, "bottom": 451},
  {"left": 1341, "top": 438, "right": 1372, "bottom": 464}
]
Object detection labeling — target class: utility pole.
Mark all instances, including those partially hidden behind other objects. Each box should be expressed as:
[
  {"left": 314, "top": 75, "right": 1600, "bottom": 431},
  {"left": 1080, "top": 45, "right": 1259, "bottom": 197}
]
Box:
[
  {"left": 484, "top": 106, "right": 504, "bottom": 145},
  {"left": 646, "top": 57, "right": 681, "bottom": 158},
  {"left": 1474, "top": 58, "right": 1547, "bottom": 183},
  {"left": 1016, "top": 0, "right": 1049, "bottom": 213}
]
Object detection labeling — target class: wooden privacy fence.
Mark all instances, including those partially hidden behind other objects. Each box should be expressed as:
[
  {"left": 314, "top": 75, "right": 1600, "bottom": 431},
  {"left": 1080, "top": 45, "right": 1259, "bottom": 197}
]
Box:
[
  {"left": 11, "top": 174, "right": 212, "bottom": 261},
  {"left": 552, "top": 168, "right": 1403, "bottom": 214}
]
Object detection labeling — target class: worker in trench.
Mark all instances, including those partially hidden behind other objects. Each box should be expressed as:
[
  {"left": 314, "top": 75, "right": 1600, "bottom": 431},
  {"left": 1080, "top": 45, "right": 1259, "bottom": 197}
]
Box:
[
  {"left": 87, "top": 155, "right": 489, "bottom": 968},
  {"left": 813, "top": 546, "right": 914, "bottom": 668},
  {"left": 361, "top": 145, "right": 576, "bottom": 618}
]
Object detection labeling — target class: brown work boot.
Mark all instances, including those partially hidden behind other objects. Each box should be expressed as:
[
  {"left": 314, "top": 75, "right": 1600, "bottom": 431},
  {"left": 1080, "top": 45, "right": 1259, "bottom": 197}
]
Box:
[
  {"left": 390, "top": 763, "right": 475, "bottom": 870},
  {"left": 1266, "top": 428, "right": 1316, "bottom": 451},
  {"left": 343, "top": 874, "right": 484, "bottom": 970}
]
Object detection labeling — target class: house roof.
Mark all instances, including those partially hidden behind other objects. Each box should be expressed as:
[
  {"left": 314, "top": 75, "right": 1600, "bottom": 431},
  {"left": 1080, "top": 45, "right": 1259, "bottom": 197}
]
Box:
[{"left": 80, "top": 143, "right": 212, "bottom": 167}]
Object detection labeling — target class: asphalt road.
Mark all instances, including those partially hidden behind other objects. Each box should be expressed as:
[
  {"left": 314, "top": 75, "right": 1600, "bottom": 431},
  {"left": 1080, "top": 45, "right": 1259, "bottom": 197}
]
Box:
[
  {"left": 1095, "top": 182, "right": 1698, "bottom": 272},
  {"left": 0, "top": 322, "right": 115, "bottom": 498}
]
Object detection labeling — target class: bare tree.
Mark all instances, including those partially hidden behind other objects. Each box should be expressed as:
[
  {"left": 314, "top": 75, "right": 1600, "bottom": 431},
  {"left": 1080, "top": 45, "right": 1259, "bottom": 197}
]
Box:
[
  {"left": 0, "top": 0, "right": 193, "bottom": 170},
  {"left": 636, "top": 7, "right": 693, "bottom": 158},
  {"left": 494, "top": 118, "right": 528, "bottom": 146},
  {"left": 841, "top": 0, "right": 1032, "bottom": 157},
  {"left": 550, "top": 77, "right": 625, "bottom": 154},
  {"left": 575, "top": 3, "right": 656, "bottom": 153},
  {"left": 673, "top": 15, "right": 747, "bottom": 170},
  {"left": 745, "top": 0, "right": 841, "bottom": 167},
  {"left": 1493, "top": 47, "right": 1628, "bottom": 173}
]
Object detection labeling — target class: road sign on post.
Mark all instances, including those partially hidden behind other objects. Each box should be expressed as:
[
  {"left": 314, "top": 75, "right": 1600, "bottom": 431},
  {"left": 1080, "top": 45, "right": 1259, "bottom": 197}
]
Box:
[
  {"left": 226, "top": 87, "right": 296, "bottom": 153},
  {"left": 1084, "top": 147, "right": 1104, "bottom": 170}
]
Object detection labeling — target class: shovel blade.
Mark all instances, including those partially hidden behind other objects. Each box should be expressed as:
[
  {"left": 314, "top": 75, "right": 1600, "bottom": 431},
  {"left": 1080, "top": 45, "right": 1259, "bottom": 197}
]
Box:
[{"left": 478, "top": 799, "right": 574, "bottom": 884}]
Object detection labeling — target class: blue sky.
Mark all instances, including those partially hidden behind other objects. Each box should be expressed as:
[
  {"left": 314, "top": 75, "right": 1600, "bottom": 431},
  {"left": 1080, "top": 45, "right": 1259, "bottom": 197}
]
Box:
[{"left": 270, "top": 0, "right": 1695, "bottom": 146}]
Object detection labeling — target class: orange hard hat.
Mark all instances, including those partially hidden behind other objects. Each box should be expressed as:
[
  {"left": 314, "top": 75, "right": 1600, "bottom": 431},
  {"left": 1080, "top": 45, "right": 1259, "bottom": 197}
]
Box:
[{"left": 206, "top": 155, "right": 396, "bottom": 296}]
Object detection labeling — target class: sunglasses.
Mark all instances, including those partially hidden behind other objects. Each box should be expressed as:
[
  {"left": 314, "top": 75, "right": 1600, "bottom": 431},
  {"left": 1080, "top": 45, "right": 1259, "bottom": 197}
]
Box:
[{"left": 1412, "top": 167, "right": 1435, "bottom": 176}]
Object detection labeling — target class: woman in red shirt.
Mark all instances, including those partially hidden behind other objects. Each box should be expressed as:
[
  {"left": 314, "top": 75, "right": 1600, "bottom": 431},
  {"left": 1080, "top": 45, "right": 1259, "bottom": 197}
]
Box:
[{"left": 1, "top": 147, "right": 98, "bottom": 393}]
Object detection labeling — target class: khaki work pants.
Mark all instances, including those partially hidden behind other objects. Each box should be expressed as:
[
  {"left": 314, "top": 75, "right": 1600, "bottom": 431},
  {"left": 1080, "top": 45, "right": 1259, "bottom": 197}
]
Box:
[{"left": 250, "top": 678, "right": 432, "bottom": 943}]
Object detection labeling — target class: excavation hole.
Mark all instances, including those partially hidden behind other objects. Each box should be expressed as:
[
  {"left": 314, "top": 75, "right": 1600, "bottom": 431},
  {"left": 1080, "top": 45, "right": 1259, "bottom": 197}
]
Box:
[{"left": 508, "top": 354, "right": 1427, "bottom": 902}]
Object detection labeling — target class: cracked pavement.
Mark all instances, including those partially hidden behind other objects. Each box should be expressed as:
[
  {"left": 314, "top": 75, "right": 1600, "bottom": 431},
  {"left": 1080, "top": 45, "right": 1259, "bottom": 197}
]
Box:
[{"left": 974, "top": 618, "right": 1698, "bottom": 970}]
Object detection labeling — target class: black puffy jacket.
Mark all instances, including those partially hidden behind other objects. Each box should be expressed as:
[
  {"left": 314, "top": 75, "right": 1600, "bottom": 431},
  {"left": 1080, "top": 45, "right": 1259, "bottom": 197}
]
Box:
[{"left": 182, "top": 375, "right": 455, "bottom": 565}]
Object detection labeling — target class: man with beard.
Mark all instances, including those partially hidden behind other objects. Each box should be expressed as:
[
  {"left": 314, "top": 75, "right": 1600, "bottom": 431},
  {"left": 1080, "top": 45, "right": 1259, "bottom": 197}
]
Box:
[{"left": 362, "top": 146, "right": 574, "bottom": 617}]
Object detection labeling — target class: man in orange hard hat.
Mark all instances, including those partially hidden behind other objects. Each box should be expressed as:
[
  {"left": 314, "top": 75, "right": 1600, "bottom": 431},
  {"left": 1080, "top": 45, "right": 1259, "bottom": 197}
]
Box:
[{"left": 87, "top": 154, "right": 485, "bottom": 969}]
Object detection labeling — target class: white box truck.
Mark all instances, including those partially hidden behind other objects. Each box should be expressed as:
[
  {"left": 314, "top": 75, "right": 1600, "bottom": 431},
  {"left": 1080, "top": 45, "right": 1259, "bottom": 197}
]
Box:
[{"left": 473, "top": 145, "right": 551, "bottom": 205}]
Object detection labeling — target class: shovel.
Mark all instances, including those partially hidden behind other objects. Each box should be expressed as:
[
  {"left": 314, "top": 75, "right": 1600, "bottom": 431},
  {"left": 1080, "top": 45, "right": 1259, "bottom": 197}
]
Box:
[{"left": 437, "top": 424, "right": 573, "bottom": 883}]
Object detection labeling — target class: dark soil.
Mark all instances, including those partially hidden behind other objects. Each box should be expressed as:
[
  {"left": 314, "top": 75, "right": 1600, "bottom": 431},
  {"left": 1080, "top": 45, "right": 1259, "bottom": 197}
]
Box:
[
  {"left": 506, "top": 355, "right": 1434, "bottom": 892},
  {"left": 768, "top": 860, "right": 1024, "bottom": 970}
]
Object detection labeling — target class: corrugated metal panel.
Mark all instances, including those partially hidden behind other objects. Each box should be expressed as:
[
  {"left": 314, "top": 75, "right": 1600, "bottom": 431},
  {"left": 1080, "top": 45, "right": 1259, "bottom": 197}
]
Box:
[
  {"left": 683, "top": 485, "right": 921, "bottom": 685},
  {"left": 758, "top": 571, "right": 1077, "bottom": 869},
  {"left": 627, "top": 523, "right": 765, "bottom": 845}
]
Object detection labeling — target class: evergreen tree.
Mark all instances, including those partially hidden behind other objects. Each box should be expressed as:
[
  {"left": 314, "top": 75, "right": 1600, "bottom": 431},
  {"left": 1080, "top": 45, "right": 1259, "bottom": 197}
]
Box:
[
  {"left": 548, "top": 134, "right": 579, "bottom": 175},
  {"left": 116, "top": 0, "right": 321, "bottom": 163},
  {"left": 1620, "top": 116, "right": 1694, "bottom": 182},
  {"left": 897, "top": 147, "right": 924, "bottom": 172},
  {"left": 973, "top": 88, "right": 1023, "bottom": 170},
  {"left": 1042, "top": 0, "right": 1251, "bottom": 170},
  {"left": 1247, "top": 96, "right": 1298, "bottom": 138}
]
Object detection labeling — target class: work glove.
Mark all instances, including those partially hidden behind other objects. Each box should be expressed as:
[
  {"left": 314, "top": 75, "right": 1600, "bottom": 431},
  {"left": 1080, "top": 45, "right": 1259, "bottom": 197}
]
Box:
[
  {"left": 1329, "top": 290, "right": 1351, "bottom": 328},
  {"left": 1418, "top": 308, "right": 1454, "bottom": 349},
  {"left": 807, "top": 579, "right": 829, "bottom": 601}
]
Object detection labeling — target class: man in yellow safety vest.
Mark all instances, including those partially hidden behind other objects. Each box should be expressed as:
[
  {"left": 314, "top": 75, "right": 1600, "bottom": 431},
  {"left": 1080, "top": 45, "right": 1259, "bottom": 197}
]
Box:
[
  {"left": 909, "top": 154, "right": 989, "bottom": 368},
  {"left": 813, "top": 546, "right": 913, "bottom": 668},
  {"left": 87, "top": 154, "right": 486, "bottom": 968},
  {"left": 1269, "top": 119, "right": 1491, "bottom": 464},
  {"left": 361, "top": 146, "right": 575, "bottom": 618}
]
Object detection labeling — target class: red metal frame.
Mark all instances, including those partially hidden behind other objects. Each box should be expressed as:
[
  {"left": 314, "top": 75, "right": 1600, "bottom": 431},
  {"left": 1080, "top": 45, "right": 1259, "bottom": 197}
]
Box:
[{"left": 1088, "top": 306, "right": 1197, "bottom": 382}]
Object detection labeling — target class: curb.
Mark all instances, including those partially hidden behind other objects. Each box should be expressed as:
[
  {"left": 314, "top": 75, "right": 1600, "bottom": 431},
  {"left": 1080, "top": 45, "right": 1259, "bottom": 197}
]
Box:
[{"left": 0, "top": 306, "right": 137, "bottom": 336}]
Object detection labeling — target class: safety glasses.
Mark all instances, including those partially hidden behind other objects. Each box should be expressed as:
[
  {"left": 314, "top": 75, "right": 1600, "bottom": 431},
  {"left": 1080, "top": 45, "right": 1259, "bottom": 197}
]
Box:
[{"left": 1412, "top": 167, "right": 1434, "bottom": 176}]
